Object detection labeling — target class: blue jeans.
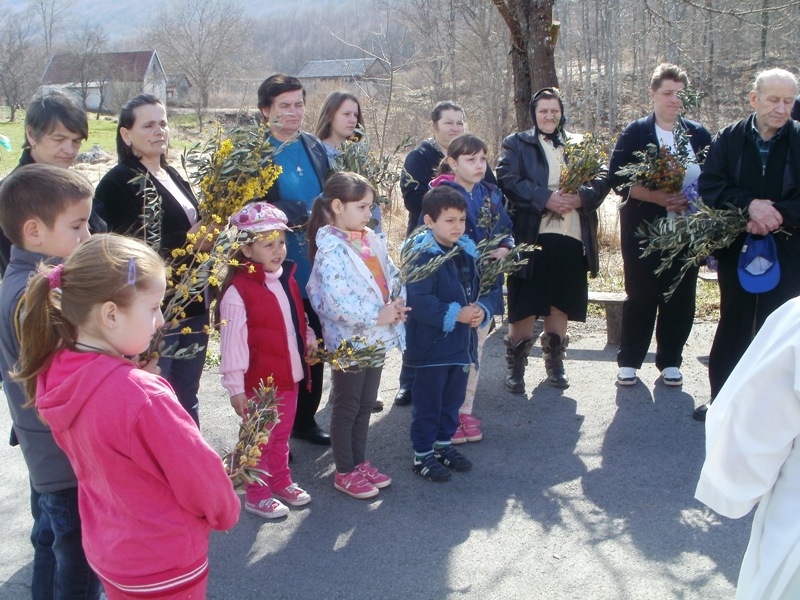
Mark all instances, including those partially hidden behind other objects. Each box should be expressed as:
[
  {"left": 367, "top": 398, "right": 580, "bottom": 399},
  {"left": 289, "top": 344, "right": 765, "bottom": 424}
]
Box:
[
  {"left": 158, "top": 313, "right": 209, "bottom": 426},
  {"left": 410, "top": 365, "right": 469, "bottom": 453},
  {"left": 31, "top": 484, "right": 101, "bottom": 600}
]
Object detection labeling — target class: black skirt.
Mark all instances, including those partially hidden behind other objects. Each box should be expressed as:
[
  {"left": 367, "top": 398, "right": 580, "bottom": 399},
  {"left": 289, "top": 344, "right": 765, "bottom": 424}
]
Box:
[{"left": 507, "top": 233, "right": 588, "bottom": 323}]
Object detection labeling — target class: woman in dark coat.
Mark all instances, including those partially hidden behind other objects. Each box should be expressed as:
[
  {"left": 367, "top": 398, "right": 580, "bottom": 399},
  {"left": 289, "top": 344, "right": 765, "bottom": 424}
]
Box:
[
  {"left": 94, "top": 94, "right": 206, "bottom": 425},
  {"left": 608, "top": 63, "right": 711, "bottom": 389},
  {"left": 497, "top": 88, "right": 610, "bottom": 392}
]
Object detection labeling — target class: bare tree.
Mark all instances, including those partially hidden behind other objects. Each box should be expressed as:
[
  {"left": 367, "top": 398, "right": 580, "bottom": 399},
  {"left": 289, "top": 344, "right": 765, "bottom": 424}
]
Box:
[
  {"left": 492, "top": 0, "right": 558, "bottom": 131},
  {"left": 30, "top": 0, "right": 71, "bottom": 59},
  {"left": 142, "top": 0, "right": 252, "bottom": 127},
  {"left": 67, "top": 22, "right": 109, "bottom": 114},
  {"left": 0, "top": 10, "right": 43, "bottom": 122}
]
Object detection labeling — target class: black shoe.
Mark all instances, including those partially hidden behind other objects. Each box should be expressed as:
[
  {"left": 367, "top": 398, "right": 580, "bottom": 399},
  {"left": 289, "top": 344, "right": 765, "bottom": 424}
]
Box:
[
  {"left": 413, "top": 453, "right": 451, "bottom": 482},
  {"left": 394, "top": 388, "right": 412, "bottom": 406},
  {"left": 434, "top": 445, "right": 472, "bottom": 472},
  {"left": 291, "top": 425, "right": 331, "bottom": 446},
  {"left": 692, "top": 404, "right": 709, "bottom": 422},
  {"left": 373, "top": 398, "right": 384, "bottom": 413}
]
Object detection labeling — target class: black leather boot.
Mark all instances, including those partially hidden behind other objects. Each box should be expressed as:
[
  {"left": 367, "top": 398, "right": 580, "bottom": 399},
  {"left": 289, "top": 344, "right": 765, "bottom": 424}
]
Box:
[
  {"left": 504, "top": 336, "right": 534, "bottom": 394},
  {"left": 541, "top": 332, "right": 569, "bottom": 388}
]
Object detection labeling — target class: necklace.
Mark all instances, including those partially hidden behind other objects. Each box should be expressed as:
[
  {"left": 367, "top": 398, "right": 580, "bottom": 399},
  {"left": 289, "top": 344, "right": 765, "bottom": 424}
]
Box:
[{"left": 73, "top": 341, "right": 117, "bottom": 355}]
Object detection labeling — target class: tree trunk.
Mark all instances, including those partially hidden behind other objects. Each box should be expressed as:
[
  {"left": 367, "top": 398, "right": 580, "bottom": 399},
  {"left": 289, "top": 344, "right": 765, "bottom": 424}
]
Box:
[{"left": 492, "top": 0, "right": 558, "bottom": 131}]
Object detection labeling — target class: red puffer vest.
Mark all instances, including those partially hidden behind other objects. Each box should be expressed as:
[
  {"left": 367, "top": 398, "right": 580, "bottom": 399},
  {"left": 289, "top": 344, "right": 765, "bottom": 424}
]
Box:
[{"left": 230, "top": 260, "right": 309, "bottom": 395}]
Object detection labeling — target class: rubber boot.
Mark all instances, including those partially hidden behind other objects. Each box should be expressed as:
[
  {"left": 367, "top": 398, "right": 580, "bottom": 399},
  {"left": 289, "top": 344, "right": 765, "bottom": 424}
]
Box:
[
  {"left": 504, "top": 336, "right": 534, "bottom": 394},
  {"left": 541, "top": 332, "right": 570, "bottom": 389}
]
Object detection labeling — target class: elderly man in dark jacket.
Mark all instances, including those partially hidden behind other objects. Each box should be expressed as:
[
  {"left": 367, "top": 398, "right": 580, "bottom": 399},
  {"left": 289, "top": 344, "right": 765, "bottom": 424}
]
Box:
[{"left": 694, "top": 68, "right": 800, "bottom": 420}]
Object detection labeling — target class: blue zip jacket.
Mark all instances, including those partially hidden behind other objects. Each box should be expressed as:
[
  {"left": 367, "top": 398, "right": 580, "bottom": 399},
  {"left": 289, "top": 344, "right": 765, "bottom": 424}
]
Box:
[{"left": 404, "top": 230, "right": 500, "bottom": 368}]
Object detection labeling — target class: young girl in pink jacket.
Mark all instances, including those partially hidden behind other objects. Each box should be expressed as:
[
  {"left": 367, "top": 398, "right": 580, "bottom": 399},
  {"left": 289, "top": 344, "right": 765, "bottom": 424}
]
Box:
[{"left": 16, "top": 234, "right": 240, "bottom": 599}]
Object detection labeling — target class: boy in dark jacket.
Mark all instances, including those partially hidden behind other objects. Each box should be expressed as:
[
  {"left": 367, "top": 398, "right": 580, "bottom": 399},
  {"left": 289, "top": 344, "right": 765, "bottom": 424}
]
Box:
[{"left": 405, "top": 187, "right": 498, "bottom": 482}]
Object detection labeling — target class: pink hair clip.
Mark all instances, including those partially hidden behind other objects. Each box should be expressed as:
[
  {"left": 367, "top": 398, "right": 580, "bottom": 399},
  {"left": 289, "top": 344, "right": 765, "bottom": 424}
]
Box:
[{"left": 46, "top": 264, "right": 64, "bottom": 290}]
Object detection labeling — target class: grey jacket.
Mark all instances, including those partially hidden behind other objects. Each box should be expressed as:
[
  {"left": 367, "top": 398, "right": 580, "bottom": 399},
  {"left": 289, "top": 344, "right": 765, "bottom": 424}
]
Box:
[{"left": 0, "top": 245, "right": 77, "bottom": 493}]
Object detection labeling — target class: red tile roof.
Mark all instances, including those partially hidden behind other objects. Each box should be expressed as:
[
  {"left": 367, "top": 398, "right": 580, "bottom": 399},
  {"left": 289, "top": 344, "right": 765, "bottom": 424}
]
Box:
[{"left": 41, "top": 51, "right": 157, "bottom": 85}]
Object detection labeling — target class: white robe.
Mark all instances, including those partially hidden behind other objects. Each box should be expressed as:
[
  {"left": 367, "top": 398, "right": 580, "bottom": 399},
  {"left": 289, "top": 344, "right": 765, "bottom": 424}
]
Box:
[{"left": 695, "top": 297, "right": 800, "bottom": 600}]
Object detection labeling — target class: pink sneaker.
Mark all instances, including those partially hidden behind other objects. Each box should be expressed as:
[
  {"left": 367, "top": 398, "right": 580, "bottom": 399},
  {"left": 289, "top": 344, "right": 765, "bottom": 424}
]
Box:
[
  {"left": 357, "top": 460, "right": 392, "bottom": 488},
  {"left": 459, "top": 414, "right": 483, "bottom": 442},
  {"left": 334, "top": 470, "right": 379, "bottom": 499},
  {"left": 244, "top": 497, "right": 289, "bottom": 519},
  {"left": 272, "top": 483, "right": 311, "bottom": 507},
  {"left": 451, "top": 424, "right": 468, "bottom": 445},
  {"left": 460, "top": 413, "right": 481, "bottom": 426}
]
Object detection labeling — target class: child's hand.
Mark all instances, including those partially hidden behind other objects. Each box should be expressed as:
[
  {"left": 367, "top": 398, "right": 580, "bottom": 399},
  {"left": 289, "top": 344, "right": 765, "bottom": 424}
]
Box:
[
  {"left": 489, "top": 247, "right": 510, "bottom": 260},
  {"left": 230, "top": 393, "right": 248, "bottom": 418},
  {"left": 456, "top": 305, "right": 477, "bottom": 324},
  {"left": 137, "top": 357, "right": 161, "bottom": 375},
  {"left": 376, "top": 299, "right": 410, "bottom": 325},
  {"left": 394, "top": 298, "right": 412, "bottom": 323},
  {"left": 469, "top": 303, "right": 485, "bottom": 327}
]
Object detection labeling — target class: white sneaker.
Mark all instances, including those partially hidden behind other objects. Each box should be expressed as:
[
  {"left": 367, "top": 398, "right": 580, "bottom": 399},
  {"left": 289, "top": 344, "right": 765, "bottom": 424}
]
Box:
[
  {"left": 617, "top": 367, "right": 637, "bottom": 386},
  {"left": 245, "top": 497, "right": 289, "bottom": 519},
  {"left": 661, "top": 367, "right": 683, "bottom": 387}
]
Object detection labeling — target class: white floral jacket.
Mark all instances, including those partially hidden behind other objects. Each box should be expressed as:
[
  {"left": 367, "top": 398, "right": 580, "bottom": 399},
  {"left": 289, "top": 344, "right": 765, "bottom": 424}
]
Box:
[{"left": 306, "top": 225, "right": 405, "bottom": 354}]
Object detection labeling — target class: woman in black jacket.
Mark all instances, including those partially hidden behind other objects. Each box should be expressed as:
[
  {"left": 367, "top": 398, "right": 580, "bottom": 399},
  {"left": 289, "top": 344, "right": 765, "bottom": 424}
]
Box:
[
  {"left": 94, "top": 94, "right": 206, "bottom": 425},
  {"left": 497, "top": 88, "right": 610, "bottom": 393},
  {"left": 608, "top": 64, "right": 711, "bottom": 388}
]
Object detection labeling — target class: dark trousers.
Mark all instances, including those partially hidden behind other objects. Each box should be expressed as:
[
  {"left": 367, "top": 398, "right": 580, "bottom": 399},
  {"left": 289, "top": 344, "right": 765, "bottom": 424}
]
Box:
[
  {"left": 709, "top": 259, "right": 800, "bottom": 397},
  {"left": 30, "top": 483, "right": 101, "bottom": 600},
  {"left": 158, "top": 312, "right": 209, "bottom": 426},
  {"left": 330, "top": 367, "right": 382, "bottom": 473},
  {"left": 410, "top": 365, "right": 469, "bottom": 454},
  {"left": 293, "top": 299, "right": 324, "bottom": 432},
  {"left": 398, "top": 359, "right": 415, "bottom": 392},
  {"left": 617, "top": 254, "right": 697, "bottom": 370}
]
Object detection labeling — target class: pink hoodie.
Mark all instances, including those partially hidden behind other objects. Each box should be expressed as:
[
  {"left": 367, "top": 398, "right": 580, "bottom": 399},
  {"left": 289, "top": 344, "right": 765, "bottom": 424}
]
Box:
[{"left": 36, "top": 349, "right": 240, "bottom": 595}]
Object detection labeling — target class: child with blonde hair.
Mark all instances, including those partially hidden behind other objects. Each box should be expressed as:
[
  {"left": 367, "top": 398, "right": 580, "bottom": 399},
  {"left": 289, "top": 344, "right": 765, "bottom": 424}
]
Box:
[{"left": 15, "top": 234, "right": 240, "bottom": 599}]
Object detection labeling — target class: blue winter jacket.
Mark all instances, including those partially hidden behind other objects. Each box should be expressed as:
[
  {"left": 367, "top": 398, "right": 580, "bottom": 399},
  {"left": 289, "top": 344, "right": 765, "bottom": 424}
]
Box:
[{"left": 404, "top": 231, "right": 500, "bottom": 368}]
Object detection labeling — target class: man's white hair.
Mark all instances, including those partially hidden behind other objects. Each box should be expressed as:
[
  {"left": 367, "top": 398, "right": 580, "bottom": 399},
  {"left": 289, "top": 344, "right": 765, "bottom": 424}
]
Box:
[{"left": 754, "top": 68, "right": 798, "bottom": 94}]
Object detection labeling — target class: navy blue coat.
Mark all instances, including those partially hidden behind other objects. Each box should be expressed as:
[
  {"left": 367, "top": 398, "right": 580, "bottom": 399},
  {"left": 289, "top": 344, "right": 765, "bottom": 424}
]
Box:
[{"left": 404, "top": 231, "right": 500, "bottom": 368}]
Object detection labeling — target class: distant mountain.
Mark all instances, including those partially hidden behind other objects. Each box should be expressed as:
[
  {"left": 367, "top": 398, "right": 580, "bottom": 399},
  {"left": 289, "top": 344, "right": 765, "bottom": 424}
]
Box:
[{"left": 2, "top": 0, "right": 355, "bottom": 42}]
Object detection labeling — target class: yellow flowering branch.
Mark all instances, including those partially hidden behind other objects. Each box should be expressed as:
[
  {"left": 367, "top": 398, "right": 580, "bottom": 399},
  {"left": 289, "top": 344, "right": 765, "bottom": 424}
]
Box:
[{"left": 222, "top": 378, "right": 281, "bottom": 488}]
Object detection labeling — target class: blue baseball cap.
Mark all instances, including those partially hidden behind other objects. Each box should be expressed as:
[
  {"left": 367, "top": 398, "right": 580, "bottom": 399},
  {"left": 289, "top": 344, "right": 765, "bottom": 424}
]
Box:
[{"left": 738, "top": 233, "right": 780, "bottom": 293}]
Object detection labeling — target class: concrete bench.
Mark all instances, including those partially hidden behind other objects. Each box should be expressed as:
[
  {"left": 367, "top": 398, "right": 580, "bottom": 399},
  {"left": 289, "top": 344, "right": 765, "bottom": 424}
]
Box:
[{"left": 588, "top": 291, "right": 626, "bottom": 345}]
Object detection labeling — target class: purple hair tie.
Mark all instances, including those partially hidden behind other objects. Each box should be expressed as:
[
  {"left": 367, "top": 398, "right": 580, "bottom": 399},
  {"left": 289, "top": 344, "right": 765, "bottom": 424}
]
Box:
[{"left": 46, "top": 264, "right": 64, "bottom": 290}]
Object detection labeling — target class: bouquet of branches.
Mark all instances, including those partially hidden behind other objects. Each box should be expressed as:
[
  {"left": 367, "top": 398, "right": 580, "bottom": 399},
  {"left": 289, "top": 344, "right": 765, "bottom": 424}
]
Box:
[
  {"left": 392, "top": 225, "right": 462, "bottom": 298},
  {"left": 182, "top": 124, "right": 283, "bottom": 227},
  {"left": 306, "top": 335, "right": 388, "bottom": 372},
  {"left": 140, "top": 225, "right": 252, "bottom": 361},
  {"left": 614, "top": 127, "right": 693, "bottom": 193},
  {"left": 329, "top": 125, "right": 413, "bottom": 229},
  {"left": 559, "top": 133, "right": 607, "bottom": 193},
  {"left": 637, "top": 198, "right": 749, "bottom": 299},
  {"left": 329, "top": 126, "right": 412, "bottom": 210},
  {"left": 473, "top": 199, "right": 538, "bottom": 298},
  {"left": 222, "top": 378, "right": 281, "bottom": 488}
]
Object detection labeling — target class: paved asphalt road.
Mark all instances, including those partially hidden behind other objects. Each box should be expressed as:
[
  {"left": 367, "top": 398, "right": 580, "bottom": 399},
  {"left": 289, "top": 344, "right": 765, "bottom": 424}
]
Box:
[{"left": 0, "top": 317, "right": 750, "bottom": 599}]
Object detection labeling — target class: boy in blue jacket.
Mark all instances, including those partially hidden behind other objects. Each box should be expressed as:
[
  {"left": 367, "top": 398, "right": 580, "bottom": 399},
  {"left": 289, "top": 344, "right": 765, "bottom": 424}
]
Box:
[{"left": 405, "top": 186, "right": 500, "bottom": 481}]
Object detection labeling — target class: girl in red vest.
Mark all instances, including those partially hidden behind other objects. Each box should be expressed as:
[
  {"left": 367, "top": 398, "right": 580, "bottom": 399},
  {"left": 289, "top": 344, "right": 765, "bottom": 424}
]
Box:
[{"left": 220, "top": 202, "right": 317, "bottom": 519}]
